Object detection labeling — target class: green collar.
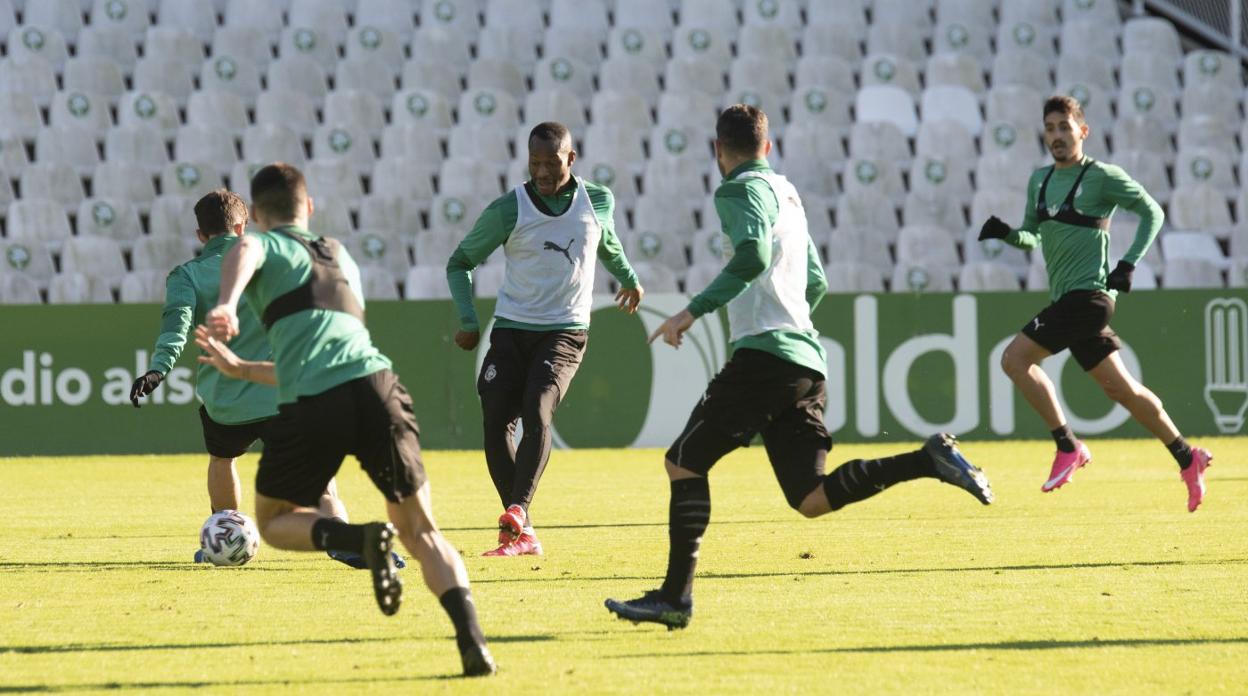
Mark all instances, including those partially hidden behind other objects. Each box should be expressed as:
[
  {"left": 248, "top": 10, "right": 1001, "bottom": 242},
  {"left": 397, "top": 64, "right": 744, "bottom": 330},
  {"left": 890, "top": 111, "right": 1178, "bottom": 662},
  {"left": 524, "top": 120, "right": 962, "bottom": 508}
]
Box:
[
  {"left": 199, "top": 233, "right": 236, "bottom": 256},
  {"left": 724, "top": 158, "right": 772, "bottom": 181},
  {"left": 268, "top": 224, "right": 313, "bottom": 238}
]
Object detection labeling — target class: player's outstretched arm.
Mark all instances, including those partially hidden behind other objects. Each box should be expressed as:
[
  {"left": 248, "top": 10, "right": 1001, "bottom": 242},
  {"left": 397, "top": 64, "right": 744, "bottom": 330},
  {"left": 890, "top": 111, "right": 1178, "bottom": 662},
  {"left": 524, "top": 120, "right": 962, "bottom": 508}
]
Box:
[
  {"left": 193, "top": 325, "right": 277, "bottom": 385},
  {"left": 208, "top": 235, "right": 264, "bottom": 340},
  {"left": 648, "top": 309, "right": 695, "bottom": 348},
  {"left": 133, "top": 269, "right": 196, "bottom": 408}
]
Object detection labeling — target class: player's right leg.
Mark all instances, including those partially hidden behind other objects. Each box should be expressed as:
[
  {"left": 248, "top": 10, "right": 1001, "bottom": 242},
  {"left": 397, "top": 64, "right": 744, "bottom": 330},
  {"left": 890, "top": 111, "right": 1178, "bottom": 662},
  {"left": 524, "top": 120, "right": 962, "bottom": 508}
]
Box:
[
  {"left": 1001, "top": 305, "right": 1091, "bottom": 491},
  {"left": 357, "top": 369, "right": 495, "bottom": 676},
  {"left": 386, "top": 487, "right": 494, "bottom": 676},
  {"left": 762, "top": 380, "right": 993, "bottom": 518},
  {"left": 206, "top": 456, "right": 242, "bottom": 513}
]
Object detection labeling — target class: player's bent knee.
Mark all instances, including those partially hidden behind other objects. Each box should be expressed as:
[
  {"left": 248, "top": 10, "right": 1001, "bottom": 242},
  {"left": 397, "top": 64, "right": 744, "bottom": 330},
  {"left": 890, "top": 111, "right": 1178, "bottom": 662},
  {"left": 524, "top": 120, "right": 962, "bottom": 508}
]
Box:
[{"left": 788, "top": 484, "right": 826, "bottom": 518}]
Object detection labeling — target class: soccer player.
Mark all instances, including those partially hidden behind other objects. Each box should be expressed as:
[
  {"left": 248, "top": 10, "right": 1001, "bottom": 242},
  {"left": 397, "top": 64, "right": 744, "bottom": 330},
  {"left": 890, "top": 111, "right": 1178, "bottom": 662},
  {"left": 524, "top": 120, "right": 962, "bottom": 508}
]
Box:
[
  {"left": 198, "top": 163, "right": 494, "bottom": 676},
  {"left": 446, "top": 121, "right": 644, "bottom": 557},
  {"left": 978, "top": 95, "right": 1213, "bottom": 511},
  {"left": 604, "top": 105, "right": 994, "bottom": 630},
  {"left": 129, "top": 189, "right": 377, "bottom": 568}
]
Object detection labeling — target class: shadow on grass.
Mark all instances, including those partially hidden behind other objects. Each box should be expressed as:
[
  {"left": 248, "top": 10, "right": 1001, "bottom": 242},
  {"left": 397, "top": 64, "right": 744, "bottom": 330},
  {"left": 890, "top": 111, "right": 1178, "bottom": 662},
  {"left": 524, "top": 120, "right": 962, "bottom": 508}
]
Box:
[
  {"left": 440, "top": 519, "right": 773, "bottom": 533},
  {"left": 611, "top": 636, "right": 1248, "bottom": 659},
  {"left": 0, "top": 561, "right": 306, "bottom": 574},
  {"left": 1, "top": 634, "right": 552, "bottom": 656},
  {"left": 0, "top": 672, "right": 485, "bottom": 692},
  {"left": 473, "top": 557, "right": 1248, "bottom": 584}
]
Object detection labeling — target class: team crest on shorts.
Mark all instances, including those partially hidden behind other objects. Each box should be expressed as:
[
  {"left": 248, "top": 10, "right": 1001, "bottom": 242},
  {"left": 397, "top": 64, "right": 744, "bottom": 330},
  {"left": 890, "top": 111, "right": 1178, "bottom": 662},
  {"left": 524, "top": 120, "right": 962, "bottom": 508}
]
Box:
[{"left": 484, "top": 364, "right": 497, "bottom": 382}]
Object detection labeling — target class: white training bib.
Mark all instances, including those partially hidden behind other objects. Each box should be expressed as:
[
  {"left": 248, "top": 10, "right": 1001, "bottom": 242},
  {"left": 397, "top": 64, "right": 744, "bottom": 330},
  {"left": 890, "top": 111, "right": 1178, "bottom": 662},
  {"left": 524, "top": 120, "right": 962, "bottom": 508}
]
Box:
[
  {"left": 723, "top": 171, "right": 815, "bottom": 341},
  {"left": 494, "top": 177, "right": 601, "bottom": 325}
]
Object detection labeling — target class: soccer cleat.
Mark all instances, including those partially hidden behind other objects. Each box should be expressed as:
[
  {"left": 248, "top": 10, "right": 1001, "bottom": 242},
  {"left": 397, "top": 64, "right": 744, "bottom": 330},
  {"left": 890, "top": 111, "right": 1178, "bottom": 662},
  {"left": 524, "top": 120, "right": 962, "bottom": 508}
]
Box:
[
  {"left": 497, "top": 504, "right": 526, "bottom": 540},
  {"left": 361, "top": 522, "right": 402, "bottom": 616},
  {"left": 925, "top": 432, "right": 994, "bottom": 504},
  {"left": 460, "top": 643, "right": 497, "bottom": 677},
  {"left": 604, "top": 590, "right": 693, "bottom": 630},
  {"left": 1041, "top": 441, "right": 1092, "bottom": 492},
  {"left": 481, "top": 531, "right": 543, "bottom": 557},
  {"left": 193, "top": 549, "right": 210, "bottom": 564},
  {"left": 328, "top": 549, "right": 407, "bottom": 570},
  {"left": 1180, "top": 448, "right": 1213, "bottom": 512}
]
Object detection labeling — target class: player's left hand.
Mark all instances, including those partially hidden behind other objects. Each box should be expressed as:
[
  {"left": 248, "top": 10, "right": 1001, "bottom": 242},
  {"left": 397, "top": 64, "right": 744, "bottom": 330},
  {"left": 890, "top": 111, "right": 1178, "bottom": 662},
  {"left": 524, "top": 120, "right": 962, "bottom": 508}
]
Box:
[
  {"left": 648, "top": 309, "right": 695, "bottom": 348},
  {"left": 1106, "top": 260, "right": 1134, "bottom": 293},
  {"left": 204, "top": 304, "right": 240, "bottom": 341},
  {"left": 615, "top": 285, "right": 644, "bottom": 314},
  {"left": 194, "top": 324, "right": 244, "bottom": 379},
  {"left": 129, "top": 370, "right": 163, "bottom": 408}
]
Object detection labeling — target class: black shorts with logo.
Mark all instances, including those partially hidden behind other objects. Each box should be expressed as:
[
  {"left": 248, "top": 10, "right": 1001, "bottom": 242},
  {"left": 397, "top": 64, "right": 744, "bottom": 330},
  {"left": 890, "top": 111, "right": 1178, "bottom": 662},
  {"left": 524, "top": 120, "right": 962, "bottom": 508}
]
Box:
[
  {"left": 476, "top": 327, "right": 588, "bottom": 400},
  {"left": 256, "top": 369, "right": 426, "bottom": 508},
  {"left": 1022, "top": 289, "right": 1122, "bottom": 371},
  {"left": 666, "top": 348, "right": 834, "bottom": 509},
  {"left": 199, "top": 406, "right": 268, "bottom": 459}
]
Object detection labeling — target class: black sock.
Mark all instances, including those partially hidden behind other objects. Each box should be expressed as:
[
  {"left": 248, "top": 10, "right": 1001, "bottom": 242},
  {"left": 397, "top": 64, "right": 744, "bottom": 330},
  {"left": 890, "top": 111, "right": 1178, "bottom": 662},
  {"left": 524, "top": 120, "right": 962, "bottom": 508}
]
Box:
[
  {"left": 821, "top": 450, "right": 934, "bottom": 511},
  {"left": 1167, "top": 436, "right": 1194, "bottom": 469},
  {"left": 659, "top": 477, "right": 710, "bottom": 606},
  {"left": 1051, "top": 424, "right": 1077, "bottom": 453},
  {"left": 439, "top": 587, "right": 487, "bottom": 653},
  {"left": 310, "top": 517, "right": 364, "bottom": 553}
]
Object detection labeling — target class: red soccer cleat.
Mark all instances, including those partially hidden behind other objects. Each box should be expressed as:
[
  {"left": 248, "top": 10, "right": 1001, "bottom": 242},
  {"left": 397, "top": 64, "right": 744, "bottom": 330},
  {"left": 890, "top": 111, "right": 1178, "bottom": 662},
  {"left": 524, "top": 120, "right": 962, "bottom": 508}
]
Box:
[{"left": 498, "top": 504, "right": 526, "bottom": 539}]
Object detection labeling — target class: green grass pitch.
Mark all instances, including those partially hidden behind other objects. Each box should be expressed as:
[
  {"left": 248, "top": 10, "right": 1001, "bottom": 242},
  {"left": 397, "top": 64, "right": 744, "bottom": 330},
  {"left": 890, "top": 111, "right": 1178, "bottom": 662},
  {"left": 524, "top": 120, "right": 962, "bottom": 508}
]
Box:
[{"left": 1, "top": 438, "right": 1246, "bottom": 694}]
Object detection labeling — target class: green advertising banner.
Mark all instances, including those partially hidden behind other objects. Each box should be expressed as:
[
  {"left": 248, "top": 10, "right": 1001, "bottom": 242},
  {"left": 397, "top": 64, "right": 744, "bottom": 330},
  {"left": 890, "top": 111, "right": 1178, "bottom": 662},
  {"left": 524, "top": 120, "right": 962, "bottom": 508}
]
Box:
[{"left": 0, "top": 289, "right": 1244, "bottom": 455}]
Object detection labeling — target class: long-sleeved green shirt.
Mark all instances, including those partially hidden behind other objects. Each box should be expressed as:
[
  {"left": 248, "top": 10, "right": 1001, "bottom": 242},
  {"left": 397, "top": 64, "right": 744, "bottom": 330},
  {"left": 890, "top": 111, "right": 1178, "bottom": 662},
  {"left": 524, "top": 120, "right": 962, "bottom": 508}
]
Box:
[
  {"left": 689, "top": 159, "right": 828, "bottom": 376},
  {"left": 147, "top": 233, "right": 277, "bottom": 425},
  {"left": 1006, "top": 156, "right": 1164, "bottom": 302},
  {"left": 446, "top": 177, "right": 639, "bottom": 332}
]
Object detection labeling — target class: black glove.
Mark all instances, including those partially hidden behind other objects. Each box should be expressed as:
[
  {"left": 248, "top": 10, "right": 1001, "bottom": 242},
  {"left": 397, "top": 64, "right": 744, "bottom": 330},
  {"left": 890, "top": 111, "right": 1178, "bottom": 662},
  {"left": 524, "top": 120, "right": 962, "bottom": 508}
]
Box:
[
  {"left": 130, "top": 370, "right": 163, "bottom": 408},
  {"left": 1106, "top": 260, "right": 1134, "bottom": 293},
  {"left": 978, "top": 216, "right": 1011, "bottom": 241}
]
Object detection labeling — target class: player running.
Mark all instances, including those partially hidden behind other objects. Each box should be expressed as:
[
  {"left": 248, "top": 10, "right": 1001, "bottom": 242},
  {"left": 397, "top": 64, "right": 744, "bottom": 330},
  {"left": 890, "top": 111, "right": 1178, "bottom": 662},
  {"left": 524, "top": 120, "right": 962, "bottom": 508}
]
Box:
[
  {"left": 198, "top": 164, "right": 494, "bottom": 676},
  {"left": 604, "top": 105, "right": 994, "bottom": 630},
  {"left": 978, "top": 95, "right": 1213, "bottom": 510},
  {"left": 129, "top": 189, "right": 388, "bottom": 568},
  {"left": 447, "top": 121, "right": 644, "bottom": 557}
]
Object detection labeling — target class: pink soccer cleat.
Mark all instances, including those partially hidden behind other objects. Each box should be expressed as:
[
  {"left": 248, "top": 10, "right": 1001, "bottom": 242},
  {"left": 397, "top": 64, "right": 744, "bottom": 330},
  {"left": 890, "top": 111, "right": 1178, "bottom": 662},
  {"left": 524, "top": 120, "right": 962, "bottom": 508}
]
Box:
[
  {"left": 1041, "top": 441, "right": 1092, "bottom": 492},
  {"left": 1180, "top": 448, "right": 1213, "bottom": 512},
  {"left": 481, "top": 531, "right": 543, "bottom": 557}
]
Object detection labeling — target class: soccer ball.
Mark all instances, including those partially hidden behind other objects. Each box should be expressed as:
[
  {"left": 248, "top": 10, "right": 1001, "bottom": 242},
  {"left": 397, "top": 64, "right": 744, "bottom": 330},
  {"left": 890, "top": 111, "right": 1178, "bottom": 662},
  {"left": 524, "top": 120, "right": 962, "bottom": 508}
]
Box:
[{"left": 199, "top": 510, "right": 260, "bottom": 566}]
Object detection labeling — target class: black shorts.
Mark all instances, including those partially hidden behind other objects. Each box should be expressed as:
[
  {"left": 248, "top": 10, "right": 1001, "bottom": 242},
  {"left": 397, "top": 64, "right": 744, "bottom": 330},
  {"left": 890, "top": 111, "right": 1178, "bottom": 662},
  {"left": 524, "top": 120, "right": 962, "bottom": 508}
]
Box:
[
  {"left": 665, "top": 349, "right": 833, "bottom": 509},
  {"left": 1022, "top": 289, "right": 1122, "bottom": 370},
  {"left": 256, "top": 369, "right": 426, "bottom": 508},
  {"left": 476, "top": 327, "right": 588, "bottom": 399},
  {"left": 199, "top": 406, "right": 268, "bottom": 459}
]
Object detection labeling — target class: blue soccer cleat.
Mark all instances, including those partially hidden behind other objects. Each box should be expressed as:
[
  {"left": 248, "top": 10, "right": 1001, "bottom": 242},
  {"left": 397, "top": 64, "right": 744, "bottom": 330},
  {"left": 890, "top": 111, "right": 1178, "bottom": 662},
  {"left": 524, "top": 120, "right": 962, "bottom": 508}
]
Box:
[
  {"left": 193, "top": 549, "right": 210, "bottom": 564},
  {"left": 925, "top": 432, "right": 994, "bottom": 505}
]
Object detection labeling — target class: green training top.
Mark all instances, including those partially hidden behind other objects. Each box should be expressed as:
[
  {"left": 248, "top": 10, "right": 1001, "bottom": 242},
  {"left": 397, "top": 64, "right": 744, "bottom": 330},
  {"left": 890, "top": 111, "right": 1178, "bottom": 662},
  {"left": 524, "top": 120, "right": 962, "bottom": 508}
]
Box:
[
  {"left": 242, "top": 225, "right": 392, "bottom": 405},
  {"left": 1005, "top": 156, "right": 1164, "bottom": 303},
  {"left": 446, "top": 176, "right": 639, "bottom": 332},
  {"left": 688, "top": 159, "right": 828, "bottom": 377},
  {"left": 147, "top": 234, "right": 277, "bottom": 425}
]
